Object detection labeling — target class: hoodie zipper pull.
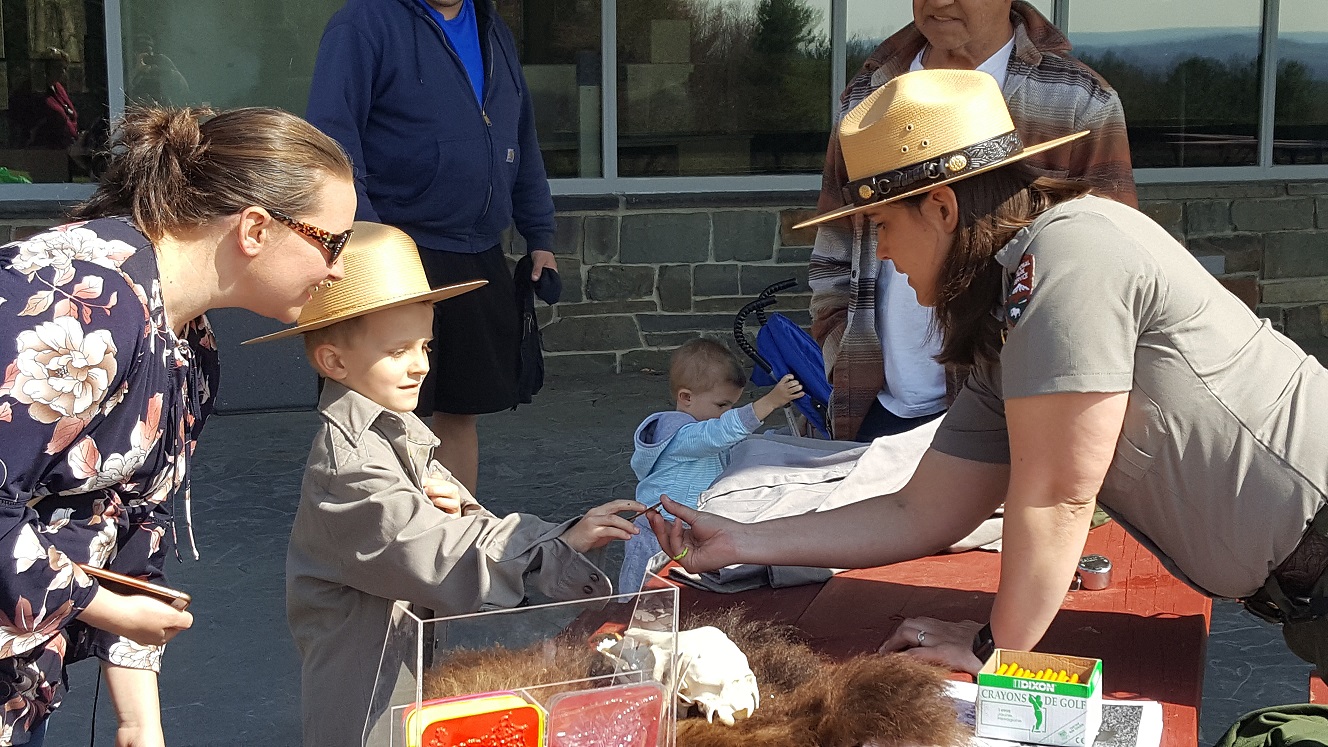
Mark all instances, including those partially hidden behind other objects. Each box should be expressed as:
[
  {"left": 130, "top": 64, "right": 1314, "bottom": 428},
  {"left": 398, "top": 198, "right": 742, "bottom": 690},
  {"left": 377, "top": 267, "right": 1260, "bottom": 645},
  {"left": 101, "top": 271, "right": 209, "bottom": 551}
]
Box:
[{"left": 482, "top": 110, "right": 491, "bottom": 126}]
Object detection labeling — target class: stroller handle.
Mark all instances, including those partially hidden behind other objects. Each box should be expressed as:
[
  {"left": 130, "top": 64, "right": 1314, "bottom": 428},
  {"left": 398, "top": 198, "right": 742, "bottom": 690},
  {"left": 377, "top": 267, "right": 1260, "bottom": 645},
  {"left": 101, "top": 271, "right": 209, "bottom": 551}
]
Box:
[
  {"left": 757, "top": 278, "right": 798, "bottom": 299},
  {"left": 755, "top": 279, "right": 798, "bottom": 326},
  {"left": 734, "top": 296, "right": 779, "bottom": 374}
]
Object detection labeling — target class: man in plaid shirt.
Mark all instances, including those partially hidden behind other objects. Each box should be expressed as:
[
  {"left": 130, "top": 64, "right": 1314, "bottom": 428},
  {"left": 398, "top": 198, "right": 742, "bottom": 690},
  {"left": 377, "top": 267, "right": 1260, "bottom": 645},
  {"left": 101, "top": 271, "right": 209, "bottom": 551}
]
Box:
[{"left": 809, "top": 0, "right": 1136, "bottom": 442}]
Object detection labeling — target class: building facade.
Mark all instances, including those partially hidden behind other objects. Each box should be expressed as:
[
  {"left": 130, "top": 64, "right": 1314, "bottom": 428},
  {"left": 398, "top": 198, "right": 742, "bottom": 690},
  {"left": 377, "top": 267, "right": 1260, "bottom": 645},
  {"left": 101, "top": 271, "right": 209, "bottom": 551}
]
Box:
[{"left": 0, "top": 0, "right": 1323, "bottom": 411}]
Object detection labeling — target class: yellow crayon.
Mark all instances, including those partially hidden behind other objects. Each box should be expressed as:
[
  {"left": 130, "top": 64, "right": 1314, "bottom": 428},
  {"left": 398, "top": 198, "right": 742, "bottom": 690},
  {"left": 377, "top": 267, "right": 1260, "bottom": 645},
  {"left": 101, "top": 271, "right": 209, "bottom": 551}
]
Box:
[
  {"left": 1058, "top": 670, "right": 1069, "bottom": 682},
  {"left": 1069, "top": 673, "right": 1080, "bottom": 684},
  {"left": 997, "top": 663, "right": 1010, "bottom": 676}
]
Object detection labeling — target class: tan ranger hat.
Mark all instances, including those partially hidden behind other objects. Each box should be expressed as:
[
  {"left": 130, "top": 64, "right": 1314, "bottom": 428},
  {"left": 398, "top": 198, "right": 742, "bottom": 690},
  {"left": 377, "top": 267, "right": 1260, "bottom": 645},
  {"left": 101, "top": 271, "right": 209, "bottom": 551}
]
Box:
[
  {"left": 795, "top": 68, "right": 1089, "bottom": 229},
  {"left": 243, "top": 221, "right": 485, "bottom": 344}
]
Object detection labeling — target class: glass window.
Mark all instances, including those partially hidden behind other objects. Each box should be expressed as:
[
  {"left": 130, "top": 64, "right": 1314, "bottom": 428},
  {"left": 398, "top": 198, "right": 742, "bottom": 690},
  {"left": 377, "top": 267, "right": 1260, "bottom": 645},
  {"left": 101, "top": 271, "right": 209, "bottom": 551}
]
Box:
[
  {"left": 617, "top": 0, "right": 833, "bottom": 177},
  {"left": 496, "top": 0, "right": 602, "bottom": 178},
  {"left": 1068, "top": 0, "right": 1263, "bottom": 168},
  {"left": 120, "top": 0, "right": 338, "bottom": 114},
  {"left": 846, "top": 1, "right": 1054, "bottom": 81},
  {"left": 1275, "top": 0, "right": 1328, "bottom": 165},
  {"left": 0, "top": 0, "right": 109, "bottom": 184},
  {"left": 122, "top": 0, "right": 600, "bottom": 180}
]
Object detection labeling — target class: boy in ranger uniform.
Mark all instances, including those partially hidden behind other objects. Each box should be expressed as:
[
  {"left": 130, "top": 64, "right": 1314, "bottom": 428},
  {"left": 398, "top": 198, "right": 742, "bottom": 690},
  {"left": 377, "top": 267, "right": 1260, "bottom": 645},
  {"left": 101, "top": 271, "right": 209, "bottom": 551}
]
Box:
[{"left": 247, "top": 222, "right": 643, "bottom": 747}]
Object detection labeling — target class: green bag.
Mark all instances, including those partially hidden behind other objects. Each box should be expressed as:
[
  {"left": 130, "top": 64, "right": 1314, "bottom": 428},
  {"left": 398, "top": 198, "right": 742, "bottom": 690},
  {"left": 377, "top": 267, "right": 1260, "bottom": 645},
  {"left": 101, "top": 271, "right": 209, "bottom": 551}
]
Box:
[{"left": 1213, "top": 704, "right": 1328, "bottom": 747}]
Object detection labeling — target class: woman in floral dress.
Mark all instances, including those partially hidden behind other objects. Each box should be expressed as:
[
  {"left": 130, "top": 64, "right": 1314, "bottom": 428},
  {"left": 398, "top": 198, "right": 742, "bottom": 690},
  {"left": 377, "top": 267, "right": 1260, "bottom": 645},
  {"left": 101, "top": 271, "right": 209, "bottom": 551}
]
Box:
[{"left": 0, "top": 106, "right": 355, "bottom": 746}]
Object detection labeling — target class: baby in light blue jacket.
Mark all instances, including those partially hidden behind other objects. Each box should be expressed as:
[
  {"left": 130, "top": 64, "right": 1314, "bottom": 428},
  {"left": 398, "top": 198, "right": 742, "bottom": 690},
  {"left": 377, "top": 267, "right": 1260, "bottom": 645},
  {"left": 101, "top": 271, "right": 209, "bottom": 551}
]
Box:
[{"left": 620, "top": 338, "right": 802, "bottom": 592}]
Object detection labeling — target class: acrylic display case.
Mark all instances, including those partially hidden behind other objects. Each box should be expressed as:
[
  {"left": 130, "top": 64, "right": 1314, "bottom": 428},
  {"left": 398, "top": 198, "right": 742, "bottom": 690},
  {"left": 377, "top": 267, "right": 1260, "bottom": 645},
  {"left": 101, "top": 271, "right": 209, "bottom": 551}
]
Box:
[{"left": 367, "top": 573, "right": 679, "bottom": 747}]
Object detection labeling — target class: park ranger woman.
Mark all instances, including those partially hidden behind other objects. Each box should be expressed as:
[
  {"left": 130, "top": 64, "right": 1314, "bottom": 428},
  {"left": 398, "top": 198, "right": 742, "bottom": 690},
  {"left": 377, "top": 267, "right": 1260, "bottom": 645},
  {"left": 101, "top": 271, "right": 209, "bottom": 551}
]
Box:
[{"left": 649, "top": 68, "right": 1328, "bottom": 676}]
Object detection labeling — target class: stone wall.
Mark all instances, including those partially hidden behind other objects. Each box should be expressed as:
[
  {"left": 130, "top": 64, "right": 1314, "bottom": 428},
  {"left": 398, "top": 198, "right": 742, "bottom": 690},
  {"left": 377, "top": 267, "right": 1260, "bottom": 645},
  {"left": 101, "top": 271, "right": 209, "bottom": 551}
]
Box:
[
  {"left": 1133, "top": 180, "right": 1328, "bottom": 361},
  {"left": 524, "top": 180, "right": 1328, "bottom": 375},
  {"left": 0, "top": 182, "right": 1325, "bottom": 411},
  {"left": 507, "top": 193, "right": 822, "bottom": 376}
]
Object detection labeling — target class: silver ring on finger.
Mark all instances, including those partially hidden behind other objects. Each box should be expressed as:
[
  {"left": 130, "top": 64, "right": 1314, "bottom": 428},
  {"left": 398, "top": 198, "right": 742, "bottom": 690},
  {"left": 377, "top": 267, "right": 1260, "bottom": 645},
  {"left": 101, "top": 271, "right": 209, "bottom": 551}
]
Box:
[{"left": 916, "top": 630, "right": 926, "bottom": 646}]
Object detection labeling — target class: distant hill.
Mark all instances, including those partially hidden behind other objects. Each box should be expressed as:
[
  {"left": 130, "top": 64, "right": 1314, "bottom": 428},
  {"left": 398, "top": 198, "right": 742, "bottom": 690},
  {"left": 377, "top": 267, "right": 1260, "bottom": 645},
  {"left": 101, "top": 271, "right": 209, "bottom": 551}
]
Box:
[{"left": 1070, "top": 28, "right": 1328, "bottom": 78}]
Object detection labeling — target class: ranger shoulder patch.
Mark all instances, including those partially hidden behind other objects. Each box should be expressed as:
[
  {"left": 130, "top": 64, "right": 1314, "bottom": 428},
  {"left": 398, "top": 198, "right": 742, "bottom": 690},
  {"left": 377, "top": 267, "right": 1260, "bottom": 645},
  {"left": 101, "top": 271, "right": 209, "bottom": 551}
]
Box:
[{"left": 1005, "top": 252, "right": 1035, "bottom": 329}]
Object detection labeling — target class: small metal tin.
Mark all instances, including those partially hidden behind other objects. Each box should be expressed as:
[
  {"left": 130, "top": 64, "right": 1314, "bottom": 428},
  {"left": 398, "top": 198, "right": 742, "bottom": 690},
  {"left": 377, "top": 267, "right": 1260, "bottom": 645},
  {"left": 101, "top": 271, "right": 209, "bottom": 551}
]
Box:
[{"left": 1077, "top": 554, "right": 1113, "bottom": 590}]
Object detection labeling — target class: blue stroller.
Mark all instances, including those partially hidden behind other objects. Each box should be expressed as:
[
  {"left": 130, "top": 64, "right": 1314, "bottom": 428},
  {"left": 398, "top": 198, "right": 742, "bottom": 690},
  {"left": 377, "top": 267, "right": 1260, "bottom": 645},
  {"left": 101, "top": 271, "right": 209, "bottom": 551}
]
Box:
[{"left": 733, "top": 280, "right": 833, "bottom": 438}]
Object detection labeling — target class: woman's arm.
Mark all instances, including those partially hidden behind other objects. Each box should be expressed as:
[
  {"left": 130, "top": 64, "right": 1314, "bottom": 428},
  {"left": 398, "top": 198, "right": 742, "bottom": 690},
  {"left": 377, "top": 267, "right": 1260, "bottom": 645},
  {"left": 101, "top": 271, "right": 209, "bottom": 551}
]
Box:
[
  {"left": 650, "top": 447, "right": 1010, "bottom": 572},
  {"left": 77, "top": 586, "right": 192, "bottom": 647},
  {"left": 990, "top": 390, "right": 1127, "bottom": 650},
  {"left": 877, "top": 390, "right": 1129, "bottom": 674}
]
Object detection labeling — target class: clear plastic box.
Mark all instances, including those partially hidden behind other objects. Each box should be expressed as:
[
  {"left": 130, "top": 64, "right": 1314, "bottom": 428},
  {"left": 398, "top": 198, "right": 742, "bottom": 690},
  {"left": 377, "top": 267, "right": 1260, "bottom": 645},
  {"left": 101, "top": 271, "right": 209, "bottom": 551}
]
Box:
[{"left": 368, "top": 573, "right": 679, "bottom": 747}]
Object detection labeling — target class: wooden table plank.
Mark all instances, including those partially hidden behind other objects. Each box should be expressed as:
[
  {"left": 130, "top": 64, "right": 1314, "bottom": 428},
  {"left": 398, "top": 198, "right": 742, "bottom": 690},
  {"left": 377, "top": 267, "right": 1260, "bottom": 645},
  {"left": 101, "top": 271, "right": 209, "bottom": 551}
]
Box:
[{"left": 674, "top": 522, "right": 1210, "bottom": 747}]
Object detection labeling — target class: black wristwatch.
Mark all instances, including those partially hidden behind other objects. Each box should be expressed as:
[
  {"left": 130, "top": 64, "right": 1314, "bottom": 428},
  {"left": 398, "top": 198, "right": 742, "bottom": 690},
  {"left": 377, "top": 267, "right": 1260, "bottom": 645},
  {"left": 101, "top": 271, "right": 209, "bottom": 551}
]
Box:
[{"left": 972, "top": 622, "right": 996, "bottom": 662}]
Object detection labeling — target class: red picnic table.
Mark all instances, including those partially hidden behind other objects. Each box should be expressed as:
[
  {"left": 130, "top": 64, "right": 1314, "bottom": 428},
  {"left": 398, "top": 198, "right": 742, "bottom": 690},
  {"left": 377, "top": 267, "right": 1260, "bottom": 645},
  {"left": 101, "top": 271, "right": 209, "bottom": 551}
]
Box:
[{"left": 668, "top": 520, "right": 1212, "bottom": 747}]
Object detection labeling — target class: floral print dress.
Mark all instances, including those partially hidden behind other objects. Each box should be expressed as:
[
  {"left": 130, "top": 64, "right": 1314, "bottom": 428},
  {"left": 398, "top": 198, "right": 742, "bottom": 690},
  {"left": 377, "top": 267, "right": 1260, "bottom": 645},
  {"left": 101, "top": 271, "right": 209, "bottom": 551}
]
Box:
[{"left": 0, "top": 217, "right": 218, "bottom": 745}]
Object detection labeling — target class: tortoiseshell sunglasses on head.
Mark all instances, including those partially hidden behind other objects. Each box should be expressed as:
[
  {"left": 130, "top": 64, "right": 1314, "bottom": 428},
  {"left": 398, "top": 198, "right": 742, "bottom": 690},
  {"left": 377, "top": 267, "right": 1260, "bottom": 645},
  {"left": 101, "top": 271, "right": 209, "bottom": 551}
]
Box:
[{"left": 267, "top": 209, "right": 353, "bottom": 265}]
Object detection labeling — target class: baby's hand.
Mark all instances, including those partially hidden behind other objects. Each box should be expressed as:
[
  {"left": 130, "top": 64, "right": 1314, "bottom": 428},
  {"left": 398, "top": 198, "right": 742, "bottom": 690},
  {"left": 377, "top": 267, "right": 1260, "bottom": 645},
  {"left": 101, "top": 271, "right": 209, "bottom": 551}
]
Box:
[
  {"left": 770, "top": 374, "right": 804, "bottom": 406},
  {"left": 422, "top": 475, "right": 463, "bottom": 514},
  {"left": 562, "top": 499, "right": 643, "bottom": 553}
]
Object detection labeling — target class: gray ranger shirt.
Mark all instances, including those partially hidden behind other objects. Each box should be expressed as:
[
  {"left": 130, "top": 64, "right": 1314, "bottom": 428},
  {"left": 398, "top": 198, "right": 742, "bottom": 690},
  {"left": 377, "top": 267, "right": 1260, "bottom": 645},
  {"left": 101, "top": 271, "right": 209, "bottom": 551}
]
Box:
[
  {"left": 933, "top": 195, "right": 1328, "bottom": 599},
  {"left": 287, "top": 381, "right": 610, "bottom": 747}
]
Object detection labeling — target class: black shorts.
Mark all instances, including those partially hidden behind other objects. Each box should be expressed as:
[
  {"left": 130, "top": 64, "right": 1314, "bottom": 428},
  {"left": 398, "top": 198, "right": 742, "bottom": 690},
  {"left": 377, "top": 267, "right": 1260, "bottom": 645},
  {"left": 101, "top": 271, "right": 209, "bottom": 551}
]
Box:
[{"left": 414, "top": 244, "right": 520, "bottom": 416}]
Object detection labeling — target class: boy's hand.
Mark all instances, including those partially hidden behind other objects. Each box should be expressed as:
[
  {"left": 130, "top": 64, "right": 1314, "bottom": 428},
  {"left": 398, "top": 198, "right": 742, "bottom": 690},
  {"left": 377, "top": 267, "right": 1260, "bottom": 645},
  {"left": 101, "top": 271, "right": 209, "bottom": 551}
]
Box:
[
  {"left": 753, "top": 374, "right": 804, "bottom": 421},
  {"left": 770, "top": 374, "right": 804, "bottom": 405},
  {"left": 423, "top": 476, "right": 463, "bottom": 514},
  {"left": 562, "top": 500, "right": 644, "bottom": 553}
]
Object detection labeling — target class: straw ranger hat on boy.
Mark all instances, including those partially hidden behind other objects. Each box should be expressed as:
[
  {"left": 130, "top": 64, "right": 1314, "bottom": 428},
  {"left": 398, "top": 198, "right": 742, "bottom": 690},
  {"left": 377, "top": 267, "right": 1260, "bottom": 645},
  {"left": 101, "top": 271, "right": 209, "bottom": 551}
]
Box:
[
  {"left": 795, "top": 69, "right": 1089, "bottom": 230},
  {"left": 243, "top": 221, "right": 485, "bottom": 344}
]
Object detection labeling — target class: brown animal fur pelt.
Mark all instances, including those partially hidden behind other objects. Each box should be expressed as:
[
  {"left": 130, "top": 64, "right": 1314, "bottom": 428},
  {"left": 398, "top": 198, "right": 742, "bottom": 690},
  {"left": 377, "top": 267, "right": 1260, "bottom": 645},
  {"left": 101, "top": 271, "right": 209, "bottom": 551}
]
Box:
[
  {"left": 422, "top": 639, "right": 603, "bottom": 702},
  {"left": 420, "top": 606, "right": 968, "bottom": 747},
  {"left": 675, "top": 653, "right": 967, "bottom": 747},
  {"left": 676, "top": 607, "right": 825, "bottom": 702}
]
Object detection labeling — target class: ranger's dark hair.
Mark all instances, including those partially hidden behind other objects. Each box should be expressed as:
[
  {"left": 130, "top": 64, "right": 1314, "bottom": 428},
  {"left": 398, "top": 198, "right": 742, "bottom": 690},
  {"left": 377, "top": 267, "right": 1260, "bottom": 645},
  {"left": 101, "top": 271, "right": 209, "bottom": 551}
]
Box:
[{"left": 897, "top": 164, "right": 1089, "bottom": 369}]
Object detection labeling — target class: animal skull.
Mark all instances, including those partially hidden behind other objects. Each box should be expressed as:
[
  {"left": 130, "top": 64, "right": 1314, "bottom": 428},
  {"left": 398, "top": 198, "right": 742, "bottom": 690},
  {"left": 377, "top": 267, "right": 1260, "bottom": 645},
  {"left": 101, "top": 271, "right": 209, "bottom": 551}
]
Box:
[{"left": 625, "top": 625, "right": 760, "bottom": 726}]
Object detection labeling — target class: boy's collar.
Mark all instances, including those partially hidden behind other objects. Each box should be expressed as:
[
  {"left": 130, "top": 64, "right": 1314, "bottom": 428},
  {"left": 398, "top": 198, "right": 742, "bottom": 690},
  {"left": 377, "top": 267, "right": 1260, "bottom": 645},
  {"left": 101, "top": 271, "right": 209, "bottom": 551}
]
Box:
[{"left": 317, "top": 379, "right": 438, "bottom": 447}]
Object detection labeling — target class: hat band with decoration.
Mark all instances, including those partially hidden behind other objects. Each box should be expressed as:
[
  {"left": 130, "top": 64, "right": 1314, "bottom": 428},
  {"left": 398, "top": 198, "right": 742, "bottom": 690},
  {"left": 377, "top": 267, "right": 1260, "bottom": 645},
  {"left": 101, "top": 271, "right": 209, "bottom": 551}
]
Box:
[{"left": 842, "top": 130, "right": 1024, "bottom": 207}]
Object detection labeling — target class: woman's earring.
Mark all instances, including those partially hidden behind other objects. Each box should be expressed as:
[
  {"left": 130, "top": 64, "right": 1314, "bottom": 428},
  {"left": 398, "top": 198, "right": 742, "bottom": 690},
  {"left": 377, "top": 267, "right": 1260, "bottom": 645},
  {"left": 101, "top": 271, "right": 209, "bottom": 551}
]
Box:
[{"left": 321, "top": 280, "right": 334, "bottom": 289}]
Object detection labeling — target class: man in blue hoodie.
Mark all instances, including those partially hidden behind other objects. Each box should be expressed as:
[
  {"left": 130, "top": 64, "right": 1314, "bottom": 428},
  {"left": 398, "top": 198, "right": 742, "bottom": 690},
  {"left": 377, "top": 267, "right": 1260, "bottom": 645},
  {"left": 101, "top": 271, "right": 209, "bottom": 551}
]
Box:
[{"left": 307, "top": 0, "right": 556, "bottom": 495}]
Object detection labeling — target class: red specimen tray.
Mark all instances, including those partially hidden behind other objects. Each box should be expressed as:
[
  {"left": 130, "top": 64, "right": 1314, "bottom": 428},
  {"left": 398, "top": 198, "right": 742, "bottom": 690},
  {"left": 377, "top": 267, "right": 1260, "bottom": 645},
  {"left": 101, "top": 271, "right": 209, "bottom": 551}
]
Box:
[
  {"left": 546, "top": 682, "right": 667, "bottom": 747},
  {"left": 404, "top": 691, "right": 545, "bottom": 747}
]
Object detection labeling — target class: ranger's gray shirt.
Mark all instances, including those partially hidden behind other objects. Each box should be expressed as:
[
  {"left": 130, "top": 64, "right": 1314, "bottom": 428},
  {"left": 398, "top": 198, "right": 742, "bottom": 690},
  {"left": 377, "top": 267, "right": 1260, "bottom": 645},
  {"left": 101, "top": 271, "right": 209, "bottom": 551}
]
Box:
[
  {"left": 287, "top": 381, "right": 610, "bottom": 747},
  {"left": 933, "top": 195, "right": 1328, "bottom": 599}
]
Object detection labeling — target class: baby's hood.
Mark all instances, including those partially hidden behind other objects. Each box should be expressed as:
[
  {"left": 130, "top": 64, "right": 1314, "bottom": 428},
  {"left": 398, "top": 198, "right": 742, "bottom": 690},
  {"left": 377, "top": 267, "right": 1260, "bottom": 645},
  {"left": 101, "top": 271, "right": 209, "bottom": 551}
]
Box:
[{"left": 630, "top": 411, "right": 697, "bottom": 477}]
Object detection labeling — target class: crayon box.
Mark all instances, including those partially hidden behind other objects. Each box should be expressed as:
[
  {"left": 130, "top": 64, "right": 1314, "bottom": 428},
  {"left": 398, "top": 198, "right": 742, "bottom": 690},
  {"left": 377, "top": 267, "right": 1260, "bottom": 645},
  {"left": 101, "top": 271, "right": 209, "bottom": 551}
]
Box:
[{"left": 974, "top": 649, "right": 1103, "bottom": 747}]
